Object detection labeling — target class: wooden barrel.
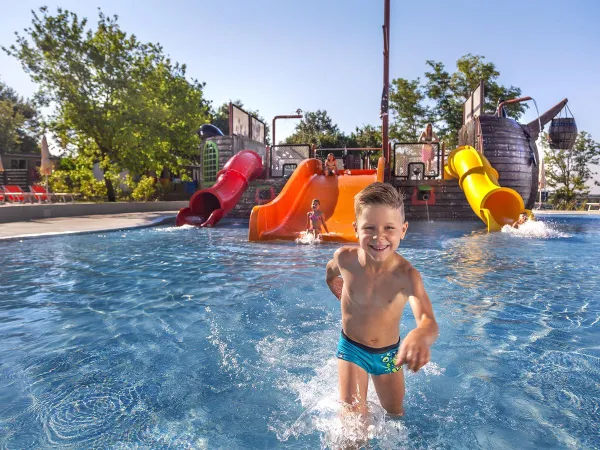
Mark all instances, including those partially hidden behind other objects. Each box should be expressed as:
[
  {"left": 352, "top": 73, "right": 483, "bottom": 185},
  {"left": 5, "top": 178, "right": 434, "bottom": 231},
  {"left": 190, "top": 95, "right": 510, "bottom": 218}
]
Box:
[
  {"left": 548, "top": 117, "right": 577, "bottom": 149},
  {"left": 478, "top": 115, "right": 539, "bottom": 210}
]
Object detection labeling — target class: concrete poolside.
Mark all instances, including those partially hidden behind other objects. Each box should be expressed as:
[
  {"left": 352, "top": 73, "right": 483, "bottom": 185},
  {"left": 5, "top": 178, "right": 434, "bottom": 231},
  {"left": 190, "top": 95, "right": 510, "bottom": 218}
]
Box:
[
  {"left": 0, "top": 200, "right": 189, "bottom": 239},
  {"left": 0, "top": 211, "right": 178, "bottom": 240}
]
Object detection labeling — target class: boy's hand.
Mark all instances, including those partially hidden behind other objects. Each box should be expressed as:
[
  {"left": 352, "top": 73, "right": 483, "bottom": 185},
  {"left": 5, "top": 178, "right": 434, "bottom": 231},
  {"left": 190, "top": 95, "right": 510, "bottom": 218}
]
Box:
[{"left": 395, "top": 329, "right": 431, "bottom": 372}]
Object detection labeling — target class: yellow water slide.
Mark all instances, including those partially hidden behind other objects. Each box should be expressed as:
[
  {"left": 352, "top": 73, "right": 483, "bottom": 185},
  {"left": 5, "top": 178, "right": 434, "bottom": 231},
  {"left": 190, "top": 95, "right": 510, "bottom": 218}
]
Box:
[
  {"left": 444, "top": 146, "right": 524, "bottom": 231},
  {"left": 248, "top": 158, "right": 385, "bottom": 242}
]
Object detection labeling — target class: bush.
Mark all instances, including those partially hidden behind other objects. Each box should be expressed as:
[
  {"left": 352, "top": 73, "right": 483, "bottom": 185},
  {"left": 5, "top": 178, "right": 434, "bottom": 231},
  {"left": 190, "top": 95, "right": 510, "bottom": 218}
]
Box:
[
  {"left": 47, "top": 163, "right": 107, "bottom": 201},
  {"left": 131, "top": 176, "right": 158, "bottom": 201}
]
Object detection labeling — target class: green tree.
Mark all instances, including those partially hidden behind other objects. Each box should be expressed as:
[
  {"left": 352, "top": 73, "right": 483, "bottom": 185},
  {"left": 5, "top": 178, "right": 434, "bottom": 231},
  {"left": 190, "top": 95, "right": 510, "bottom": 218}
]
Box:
[
  {"left": 0, "top": 101, "right": 25, "bottom": 153},
  {"left": 0, "top": 79, "right": 41, "bottom": 153},
  {"left": 210, "top": 100, "right": 271, "bottom": 144},
  {"left": 543, "top": 131, "right": 600, "bottom": 209},
  {"left": 424, "top": 54, "right": 524, "bottom": 147},
  {"left": 285, "top": 110, "right": 345, "bottom": 148},
  {"left": 388, "top": 77, "right": 430, "bottom": 141},
  {"left": 346, "top": 124, "right": 382, "bottom": 149},
  {"left": 4, "top": 7, "right": 210, "bottom": 201}
]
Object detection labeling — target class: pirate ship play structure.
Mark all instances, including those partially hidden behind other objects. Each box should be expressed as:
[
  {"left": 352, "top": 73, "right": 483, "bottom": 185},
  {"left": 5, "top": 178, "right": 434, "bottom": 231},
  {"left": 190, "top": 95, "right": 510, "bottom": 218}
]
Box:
[{"left": 177, "top": 0, "right": 577, "bottom": 239}]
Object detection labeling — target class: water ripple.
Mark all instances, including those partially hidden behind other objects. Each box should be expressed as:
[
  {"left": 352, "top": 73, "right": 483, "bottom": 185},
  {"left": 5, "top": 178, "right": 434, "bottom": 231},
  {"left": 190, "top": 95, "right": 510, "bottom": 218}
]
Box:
[{"left": 1, "top": 217, "right": 599, "bottom": 448}]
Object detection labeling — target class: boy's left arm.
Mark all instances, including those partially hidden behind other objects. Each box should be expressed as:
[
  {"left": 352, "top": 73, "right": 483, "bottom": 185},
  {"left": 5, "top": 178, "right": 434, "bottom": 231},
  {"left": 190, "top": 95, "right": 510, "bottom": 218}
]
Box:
[{"left": 396, "top": 269, "right": 439, "bottom": 372}]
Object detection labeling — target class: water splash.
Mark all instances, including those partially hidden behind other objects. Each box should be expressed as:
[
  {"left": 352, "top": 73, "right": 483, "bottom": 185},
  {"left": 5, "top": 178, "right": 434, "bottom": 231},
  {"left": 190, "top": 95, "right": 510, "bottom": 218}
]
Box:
[
  {"left": 279, "top": 396, "right": 396, "bottom": 449},
  {"left": 501, "top": 220, "right": 570, "bottom": 239},
  {"left": 269, "top": 357, "right": 412, "bottom": 449},
  {"left": 296, "top": 231, "right": 322, "bottom": 245}
]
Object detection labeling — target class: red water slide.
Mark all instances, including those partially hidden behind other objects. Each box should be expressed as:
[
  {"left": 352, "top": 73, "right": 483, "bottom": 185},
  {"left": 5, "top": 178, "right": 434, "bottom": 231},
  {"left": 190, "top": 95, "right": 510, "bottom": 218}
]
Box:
[{"left": 176, "top": 150, "right": 263, "bottom": 227}]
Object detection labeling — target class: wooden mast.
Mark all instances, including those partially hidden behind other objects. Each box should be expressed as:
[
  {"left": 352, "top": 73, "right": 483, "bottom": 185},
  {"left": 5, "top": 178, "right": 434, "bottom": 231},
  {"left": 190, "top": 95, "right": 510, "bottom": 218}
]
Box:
[{"left": 382, "top": 0, "right": 390, "bottom": 174}]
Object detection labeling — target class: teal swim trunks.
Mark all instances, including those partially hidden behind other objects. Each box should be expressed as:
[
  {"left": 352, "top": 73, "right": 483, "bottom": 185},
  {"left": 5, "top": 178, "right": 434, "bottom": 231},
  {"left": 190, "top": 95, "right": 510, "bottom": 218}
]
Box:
[{"left": 336, "top": 330, "right": 401, "bottom": 375}]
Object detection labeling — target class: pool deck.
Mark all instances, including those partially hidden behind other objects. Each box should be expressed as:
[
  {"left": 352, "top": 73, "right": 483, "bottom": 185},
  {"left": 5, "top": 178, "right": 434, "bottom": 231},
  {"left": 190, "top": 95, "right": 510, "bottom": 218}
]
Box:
[{"left": 0, "top": 211, "right": 177, "bottom": 240}]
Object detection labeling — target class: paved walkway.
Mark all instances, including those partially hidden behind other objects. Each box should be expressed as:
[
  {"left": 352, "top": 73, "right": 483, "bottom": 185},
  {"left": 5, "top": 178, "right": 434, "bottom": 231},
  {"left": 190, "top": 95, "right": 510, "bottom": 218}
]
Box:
[{"left": 0, "top": 212, "right": 177, "bottom": 240}]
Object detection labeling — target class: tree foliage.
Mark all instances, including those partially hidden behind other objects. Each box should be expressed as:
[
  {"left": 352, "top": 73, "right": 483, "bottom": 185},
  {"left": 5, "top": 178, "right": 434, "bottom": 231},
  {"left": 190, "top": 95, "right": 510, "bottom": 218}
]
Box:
[
  {"left": 423, "top": 54, "right": 524, "bottom": 147},
  {"left": 346, "top": 124, "right": 382, "bottom": 149},
  {"left": 388, "top": 78, "right": 430, "bottom": 141},
  {"left": 542, "top": 131, "right": 600, "bottom": 208},
  {"left": 285, "top": 110, "right": 346, "bottom": 148},
  {"left": 0, "top": 79, "right": 41, "bottom": 153},
  {"left": 4, "top": 7, "right": 210, "bottom": 201}
]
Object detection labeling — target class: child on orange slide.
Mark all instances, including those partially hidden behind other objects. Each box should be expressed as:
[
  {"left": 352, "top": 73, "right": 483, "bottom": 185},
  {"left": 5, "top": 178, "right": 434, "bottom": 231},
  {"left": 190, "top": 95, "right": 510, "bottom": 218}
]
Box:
[
  {"left": 306, "top": 199, "right": 329, "bottom": 238},
  {"left": 325, "top": 153, "right": 338, "bottom": 176}
]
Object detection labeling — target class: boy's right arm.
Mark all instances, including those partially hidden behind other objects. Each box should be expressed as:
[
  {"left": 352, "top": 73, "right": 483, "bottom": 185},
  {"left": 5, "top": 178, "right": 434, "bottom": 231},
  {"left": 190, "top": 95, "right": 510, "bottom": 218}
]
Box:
[{"left": 325, "top": 249, "right": 344, "bottom": 300}]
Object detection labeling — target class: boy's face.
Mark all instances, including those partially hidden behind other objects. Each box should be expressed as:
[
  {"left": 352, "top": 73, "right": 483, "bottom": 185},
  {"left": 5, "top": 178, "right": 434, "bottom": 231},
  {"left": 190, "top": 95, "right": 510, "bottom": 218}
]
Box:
[
  {"left": 312, "top": 201, "right": 320, "bottom": 210},
  {"left": 353, "top": 205, "right": 408, "bottom": 262}
]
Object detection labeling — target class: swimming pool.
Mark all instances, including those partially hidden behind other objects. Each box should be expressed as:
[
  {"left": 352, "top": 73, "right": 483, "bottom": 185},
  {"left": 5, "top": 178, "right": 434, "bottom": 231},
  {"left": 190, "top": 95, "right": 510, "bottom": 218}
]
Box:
[{"left": 1, "top": 215, "right": 598, "bottom": 448}]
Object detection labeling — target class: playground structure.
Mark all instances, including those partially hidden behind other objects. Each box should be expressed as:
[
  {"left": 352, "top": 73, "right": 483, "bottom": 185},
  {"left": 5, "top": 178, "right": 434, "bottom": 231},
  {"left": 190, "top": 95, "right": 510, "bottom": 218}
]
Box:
[
  {"left": 178, "top": 85, "right": 573, "bottom": 236},
  {"left": 176, "top": 0, "right": 576, "bottom": 237}
]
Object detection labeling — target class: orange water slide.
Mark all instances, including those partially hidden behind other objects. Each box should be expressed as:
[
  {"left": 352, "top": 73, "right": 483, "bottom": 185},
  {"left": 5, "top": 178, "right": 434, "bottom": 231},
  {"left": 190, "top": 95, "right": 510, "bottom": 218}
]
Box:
[{"left": 248, "top": 158, "right": 385, "bottom": 242}]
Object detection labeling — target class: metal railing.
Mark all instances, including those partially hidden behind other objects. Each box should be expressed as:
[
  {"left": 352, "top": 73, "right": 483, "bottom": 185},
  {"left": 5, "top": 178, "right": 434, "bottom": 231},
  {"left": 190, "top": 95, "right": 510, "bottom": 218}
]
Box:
[
  {"left": 316, "top": 148, "right": 382, "bottom": 171},
  {"left": 269, "top": 144, "right": 311, "bottom": 178},
  {"left": 392, "top": 142, "right": 441, "bottom": 179}
]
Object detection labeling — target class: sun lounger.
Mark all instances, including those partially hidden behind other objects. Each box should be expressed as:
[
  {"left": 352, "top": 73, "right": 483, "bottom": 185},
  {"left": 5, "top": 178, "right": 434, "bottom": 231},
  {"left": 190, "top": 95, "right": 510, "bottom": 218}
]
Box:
[
  {"left": 52, "top": 192, "right": 80, "bottom": 202},
  {"left": 587, "top": 203, "right": 600, "bottom": 211},
  {"left": 29, "top": 185, "right": 51, "bottom": 203},
  {"left": 29, "top": 185, "right": 80, "bottom": 203},
  {"left": 2, "top": 185, "right": 36, "bottom": 203}
]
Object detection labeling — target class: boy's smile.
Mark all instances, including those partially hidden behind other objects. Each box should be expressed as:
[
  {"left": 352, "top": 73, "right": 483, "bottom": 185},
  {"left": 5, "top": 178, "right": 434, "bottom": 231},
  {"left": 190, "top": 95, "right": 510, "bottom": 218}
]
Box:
[{"left": 369, "top": 242, "right": 390, "bottom": 252}]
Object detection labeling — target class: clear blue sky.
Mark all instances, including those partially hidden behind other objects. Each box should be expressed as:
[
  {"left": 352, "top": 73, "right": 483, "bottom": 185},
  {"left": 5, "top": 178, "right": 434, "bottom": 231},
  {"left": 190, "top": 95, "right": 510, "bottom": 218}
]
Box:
[{"left": 1, "top": 0, "right": 599, "bottom": 190}]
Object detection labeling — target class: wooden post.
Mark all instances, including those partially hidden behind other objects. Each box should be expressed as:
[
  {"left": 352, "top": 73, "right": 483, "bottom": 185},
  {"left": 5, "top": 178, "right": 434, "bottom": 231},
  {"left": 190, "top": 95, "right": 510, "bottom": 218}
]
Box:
[
  {"left": 441, "top": 142, "right": 445, "bottom": 176},
  {"left": 382, "top": 0, "right": 390, "bottom": 173}
]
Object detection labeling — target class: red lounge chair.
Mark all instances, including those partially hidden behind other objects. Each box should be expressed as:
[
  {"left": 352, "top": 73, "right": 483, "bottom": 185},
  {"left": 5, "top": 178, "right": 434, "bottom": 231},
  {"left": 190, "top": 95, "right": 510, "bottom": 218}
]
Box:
[
  {"left": 2, "top": 185, "right": 35, "bottom": 203},
  {"left": 29, "top": 185, "right": 51, "bottom": 203},
  {"left": 0, "top": 187, "right": 5, "bottom": 204},
  {"left": 29, "top": 185, "right": 80, "bottom": 203}
]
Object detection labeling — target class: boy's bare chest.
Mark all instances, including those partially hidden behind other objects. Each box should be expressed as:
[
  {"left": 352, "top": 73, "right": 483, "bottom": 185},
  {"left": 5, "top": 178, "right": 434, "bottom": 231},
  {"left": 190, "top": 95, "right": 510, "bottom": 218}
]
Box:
[{"left": 345, "top": 273, "right": 408, "bottom": 306}]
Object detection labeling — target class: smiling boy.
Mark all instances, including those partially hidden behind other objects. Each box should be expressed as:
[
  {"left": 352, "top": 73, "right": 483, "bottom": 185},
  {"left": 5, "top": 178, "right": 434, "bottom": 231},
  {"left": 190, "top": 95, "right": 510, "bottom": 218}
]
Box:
[{"left": 325, "top": 182, "right": 438, "bottom": 416}]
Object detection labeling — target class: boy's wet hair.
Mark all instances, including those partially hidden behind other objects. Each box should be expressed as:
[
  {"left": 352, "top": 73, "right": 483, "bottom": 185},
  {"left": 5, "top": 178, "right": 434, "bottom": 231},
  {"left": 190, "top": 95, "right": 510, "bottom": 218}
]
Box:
[
  {"left": 312, "top": 199, "right": 320, "bottom": 205},
  {"left": 354, "top": 182, "right": 404, "bottom": 220}
]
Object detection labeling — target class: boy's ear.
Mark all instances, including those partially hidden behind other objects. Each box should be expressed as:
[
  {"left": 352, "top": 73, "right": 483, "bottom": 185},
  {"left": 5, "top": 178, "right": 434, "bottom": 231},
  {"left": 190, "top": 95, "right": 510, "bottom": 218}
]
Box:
[
  {"left": 400, "top": 221, "right": 409, "bottom": 238},
  {"left": 352, "top": 221, "right": 358, "bottom": 236}
]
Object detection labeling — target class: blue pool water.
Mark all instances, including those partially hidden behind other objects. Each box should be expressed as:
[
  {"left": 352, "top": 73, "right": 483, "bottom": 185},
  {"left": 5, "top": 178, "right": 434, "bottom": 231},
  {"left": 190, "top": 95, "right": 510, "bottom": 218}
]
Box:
[{"left": 1, "top": 215, "right": 599, "bottom": 449}]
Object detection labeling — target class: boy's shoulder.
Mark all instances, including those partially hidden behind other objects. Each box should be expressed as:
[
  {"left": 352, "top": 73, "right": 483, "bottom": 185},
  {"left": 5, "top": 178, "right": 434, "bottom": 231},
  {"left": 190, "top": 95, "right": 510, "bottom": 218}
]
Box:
[{"left": 389, "top": 253, "right": 419, "bottom": 277}]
